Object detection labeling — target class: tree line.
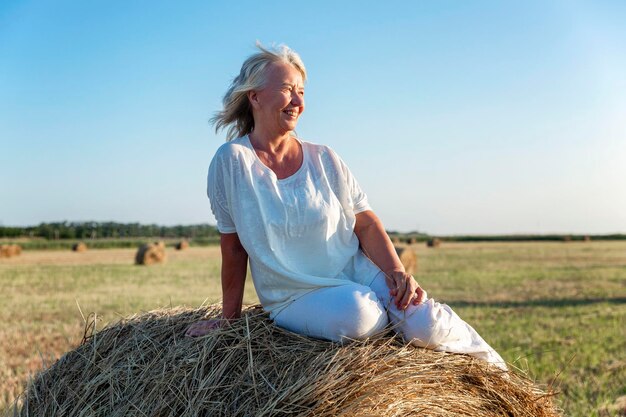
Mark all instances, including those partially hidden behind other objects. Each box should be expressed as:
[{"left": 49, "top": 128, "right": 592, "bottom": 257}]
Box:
[
  {"left": 2, "top": 222, "right": 623, "bottom": 242},
  {"left": 0, "top": 221, "right": 219, "bottom": 240}
]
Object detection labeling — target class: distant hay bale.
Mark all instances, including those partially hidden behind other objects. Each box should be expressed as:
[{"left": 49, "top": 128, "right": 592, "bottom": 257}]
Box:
[
  {"left": 16, "top": 305, "right": 562, "bottom": 417},
  {"left": 562, "top": 235, "right": 572, "bottom": 243},
  {"left": 135, "top": 242, "right": 166, "bottom": 265},
  {"left": 0, "top": 244, "right": 22, "bottom": 258},
  {"left": 175, "top": 240, "right": 189, "bottom": 250},
  {"left": 71, "top": 242, "right": 87, "bottom": 252},
  {"left": 427, "top": 238, "right": 442, "bottom": 248},
  {"left": 406, "top": 237, "right": 417, "bottom": 245},
  {"left": 389, "top": 236, "right": 401, "bottom": 245},
  {"left": 599, "top": 395, "right": 626, "bottom": 416},
  {"left": 583, "top": 235, "right": 591, "bottom": 242},
  {"left": 395, "top": 245, "right": 418, "bottom": 275}
]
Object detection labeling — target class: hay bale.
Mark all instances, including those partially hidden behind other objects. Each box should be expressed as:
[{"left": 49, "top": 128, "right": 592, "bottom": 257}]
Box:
[
  {"left": 583, "top": 235, "right": 591, "bottom": 242},
  {"left": 16, "top": 305, "right": 562, "bottom": 417},
  {"left": 427, "top": 238, "right": 442, "bottom": 248},
  {"left": 175, "top": 240, "right": 189, "bottom": 250},
  {"left": 599, "top": 395, "right": 626, "bottom": 416},
  {"left": 562, "top": 235, "right": 572, "bottom": 242},
  {"left": 395, "top": 245, "right": 417, "bottom": 275},
  {"left": 0, "top": 244, "right": 22, "bottom": 258},
  {"left": 135, "top": 242, "right": 166, "bottom": 265},
  {"left": 71, "top": 242, "right": 87, "bottom": 252},
  {"left": 406, "top": 237, "right": 417, "bottom": 245}
]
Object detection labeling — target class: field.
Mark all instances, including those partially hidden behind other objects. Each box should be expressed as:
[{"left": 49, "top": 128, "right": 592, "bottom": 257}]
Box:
[{"left": 1, "top": 241, "right": 625, "bottom": 416}]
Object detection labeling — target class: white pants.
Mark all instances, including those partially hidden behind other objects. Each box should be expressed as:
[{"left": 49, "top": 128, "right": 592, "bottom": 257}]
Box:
[{"left": 272, "top": 271, "right": 507, "bottom": 371}]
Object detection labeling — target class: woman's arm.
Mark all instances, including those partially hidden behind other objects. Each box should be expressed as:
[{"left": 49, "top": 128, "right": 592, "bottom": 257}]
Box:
[
  {"left": 220, "top": 232, "right": 249, "bottom": 320},
  {"left": 185, "top": 232, "right": 248, "bottom": 336},
  {"left": 354, "top": 210, "right": 424, "bottom": 310}
]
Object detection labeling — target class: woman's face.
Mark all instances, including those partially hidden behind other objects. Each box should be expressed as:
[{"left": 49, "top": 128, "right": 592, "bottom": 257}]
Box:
[{"left": 250, "top": 62, "right": 305, "bottom": 135}]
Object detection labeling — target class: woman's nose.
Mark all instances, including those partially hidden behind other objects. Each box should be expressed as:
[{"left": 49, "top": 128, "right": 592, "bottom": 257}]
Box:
[{"left": 291, "top": 92, "right": 304, "bottom": 106}]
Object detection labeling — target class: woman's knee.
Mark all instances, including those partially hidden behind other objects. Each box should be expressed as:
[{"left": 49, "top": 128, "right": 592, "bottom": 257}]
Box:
[
  {"left": 272, "top": 285, "right": 388, "bottom": 343},
  {"left": 398, "top": 300, "right": 465, "bottom": 349},
  {"left": 334, "top": 286, "right": 388, "bottom": 340}
]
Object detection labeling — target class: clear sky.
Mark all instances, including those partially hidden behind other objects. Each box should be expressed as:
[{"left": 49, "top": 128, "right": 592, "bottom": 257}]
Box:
[{"left": 1, "top": 0, "right": 625, "bottom": 234}]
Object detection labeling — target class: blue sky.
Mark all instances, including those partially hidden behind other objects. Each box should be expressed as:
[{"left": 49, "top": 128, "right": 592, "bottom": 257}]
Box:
[{"left": 1, "top": 1, "right": 625, "bottom": 234}]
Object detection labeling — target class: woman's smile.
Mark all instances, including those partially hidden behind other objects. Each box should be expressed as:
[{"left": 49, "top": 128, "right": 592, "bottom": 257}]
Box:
[{"left": 251, "top": 61, "right": 305, "bottom": 135}]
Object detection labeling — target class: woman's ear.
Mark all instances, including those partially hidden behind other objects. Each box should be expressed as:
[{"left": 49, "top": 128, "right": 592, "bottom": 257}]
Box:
[{"left": 248, "top": 90, "right": 259, "bottom": 109}]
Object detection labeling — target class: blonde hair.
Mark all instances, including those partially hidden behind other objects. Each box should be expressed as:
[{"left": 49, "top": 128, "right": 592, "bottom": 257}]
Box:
[{"left": 211, "top": 43, "right": 307, "bottom": 141}]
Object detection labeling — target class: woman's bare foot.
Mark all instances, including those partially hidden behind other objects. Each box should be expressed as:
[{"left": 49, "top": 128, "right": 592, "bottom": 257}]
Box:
[{"left": 185, "top": 319, "right": 222, "bottom": 337}]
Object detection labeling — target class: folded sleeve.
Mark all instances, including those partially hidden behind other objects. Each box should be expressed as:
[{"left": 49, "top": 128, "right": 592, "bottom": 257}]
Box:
[{"left": 207, "top": 153, "right": 237, "bottom": 234}]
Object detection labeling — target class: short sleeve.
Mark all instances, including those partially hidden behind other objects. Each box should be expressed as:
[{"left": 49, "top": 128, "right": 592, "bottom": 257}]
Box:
[
  {"left": 329, "top": 147, "right": 372, "bottom": 214},
  {"left": 344, "top": 162, "right": 371, "bottom": 214},
  {"left": 207, "top": 152, "right": 237, "bottom": 234}
]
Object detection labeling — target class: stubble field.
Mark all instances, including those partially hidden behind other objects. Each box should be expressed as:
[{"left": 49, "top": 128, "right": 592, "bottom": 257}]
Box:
[{"left": 0, "top": 241, "right": 624, "bottom": 416}]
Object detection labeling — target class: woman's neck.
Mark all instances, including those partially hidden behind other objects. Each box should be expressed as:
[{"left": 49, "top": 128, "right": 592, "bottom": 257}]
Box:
[
  {"left": 248, "top": 129, "right": 303, "bottom": 179},
  {"left": 248, "top": 129, "right": 294, "bottom": 155}
]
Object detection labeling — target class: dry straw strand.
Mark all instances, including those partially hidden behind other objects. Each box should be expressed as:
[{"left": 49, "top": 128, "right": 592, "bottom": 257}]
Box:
[{"left": 15, "top": 305, "right": 562, "bottom": 417}]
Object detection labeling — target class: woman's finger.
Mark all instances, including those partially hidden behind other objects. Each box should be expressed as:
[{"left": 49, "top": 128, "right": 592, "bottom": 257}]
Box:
[
  {"left": 394, "top": 274, "right": 408, "bottom": 308},
  {"left": 400, "top": 277, "right": 417, "bottom": 309},
  {"left": 412, "top": 286, "right": 425, "bottom": 305}
]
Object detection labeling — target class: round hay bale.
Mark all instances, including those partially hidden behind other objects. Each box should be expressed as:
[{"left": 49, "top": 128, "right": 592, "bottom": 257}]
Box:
[
  {"left": 583, "top": 235, "right": 591, "bottom": 242},
  {"left": 15, "top": 305, "right": 562, "bottom": 417},
  {"left": 394, "top": 246, "right": 417, "bottom": 275},
  {"left": 406, "top": 237, "right": 417, "bottom": 245},
  {"left": 175, "top": 240, "right": 189, "bottom": 250},
  {"left": 71, "top": 242, "right": 87, "bottom": 252},
  {"left": 562, "top": 235, "right": 572, "bottom": 243},
  {"left": 135, "top": 242, "right": 166, "bottom": 265},
  {"left": 427, "top": 238, "right": 442, "bottom": 248},
  {"left": 0, "top": 244, "right": 21, "bottom": 258},
  {"left": 599, "top": 395, "right": 626, "bottom": 416}
]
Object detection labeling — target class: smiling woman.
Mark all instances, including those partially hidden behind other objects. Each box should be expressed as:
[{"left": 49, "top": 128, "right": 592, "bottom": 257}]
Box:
[
  {"left": 246, "top": 61, "right": 305, "bottom": 179},
  {"left": 210, "top": 43, "right": 307, "bottom": 142},
  {"left": 186, "top": 43, "right": 507, "bottom": 371}
]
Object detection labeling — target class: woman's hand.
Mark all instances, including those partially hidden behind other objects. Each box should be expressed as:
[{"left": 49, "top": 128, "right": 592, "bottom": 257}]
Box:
[
  {"left": 354, "top": 211, "right": 426, "bottom": 310},
  {"left": 185, "top": 319, "right": 224, "bottom": 337},
  {"left": 385, "top": 270, "right": 425, "bottom": 310}
]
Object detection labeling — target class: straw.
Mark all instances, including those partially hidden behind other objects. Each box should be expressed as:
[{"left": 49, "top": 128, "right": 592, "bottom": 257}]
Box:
[{"left": 16, "top": 305, "right": 562, "bottom": 417}]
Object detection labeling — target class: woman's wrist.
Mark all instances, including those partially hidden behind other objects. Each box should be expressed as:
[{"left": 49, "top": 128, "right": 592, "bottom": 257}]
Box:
[{"left": 384, "top": 267, "right": 406, "bottom": 276}]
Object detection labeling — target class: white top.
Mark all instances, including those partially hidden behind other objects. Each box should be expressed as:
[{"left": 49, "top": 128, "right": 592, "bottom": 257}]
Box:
[{"left": 207, "top": 135, "right": 381, "bottom": 315}]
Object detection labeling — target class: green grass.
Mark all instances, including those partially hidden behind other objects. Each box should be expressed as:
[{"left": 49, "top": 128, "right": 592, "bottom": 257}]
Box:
[
  {"left": 1, "top": 242, "right": 625, "bottom": 416},
  {"left": 416, "top": 242, "right": 626, "bottom": 416}
]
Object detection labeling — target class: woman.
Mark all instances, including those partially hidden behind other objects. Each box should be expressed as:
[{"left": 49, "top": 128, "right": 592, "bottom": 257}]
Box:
[{"left": 186, "top": 44, "right": 506, "bottom": 371}]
